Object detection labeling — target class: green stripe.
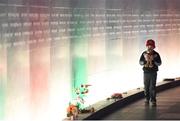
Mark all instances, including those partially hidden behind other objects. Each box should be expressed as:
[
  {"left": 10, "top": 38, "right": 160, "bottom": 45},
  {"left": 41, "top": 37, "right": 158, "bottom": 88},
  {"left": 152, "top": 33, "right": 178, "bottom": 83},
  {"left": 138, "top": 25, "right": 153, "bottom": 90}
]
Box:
[
  {"left": 72, "top": 57, "right": 87, "bottom": 87},
  {"left": 71, "top": 8, "right": 88, "bottom": 98}
]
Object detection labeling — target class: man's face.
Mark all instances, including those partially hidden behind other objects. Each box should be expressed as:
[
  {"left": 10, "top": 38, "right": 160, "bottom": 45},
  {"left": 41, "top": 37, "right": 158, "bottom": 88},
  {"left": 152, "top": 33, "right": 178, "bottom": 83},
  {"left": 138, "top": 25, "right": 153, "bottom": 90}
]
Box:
[{"left": 147, "top": 45, "right": 154, "bottom": 51}]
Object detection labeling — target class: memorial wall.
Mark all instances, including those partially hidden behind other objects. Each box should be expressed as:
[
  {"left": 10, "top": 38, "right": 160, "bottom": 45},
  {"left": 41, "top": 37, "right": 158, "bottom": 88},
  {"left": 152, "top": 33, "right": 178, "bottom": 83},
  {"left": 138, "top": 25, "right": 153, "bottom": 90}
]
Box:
[{"left": 1, "top": 0, "right": 180, "bottom": 121}]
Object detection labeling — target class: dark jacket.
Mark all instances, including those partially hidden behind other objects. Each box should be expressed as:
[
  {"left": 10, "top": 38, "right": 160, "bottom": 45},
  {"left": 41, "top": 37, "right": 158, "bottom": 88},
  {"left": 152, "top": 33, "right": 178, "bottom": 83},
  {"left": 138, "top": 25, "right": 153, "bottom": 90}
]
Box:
[{"left": 139, "top": 50, "right": 162, "bottom": 73}]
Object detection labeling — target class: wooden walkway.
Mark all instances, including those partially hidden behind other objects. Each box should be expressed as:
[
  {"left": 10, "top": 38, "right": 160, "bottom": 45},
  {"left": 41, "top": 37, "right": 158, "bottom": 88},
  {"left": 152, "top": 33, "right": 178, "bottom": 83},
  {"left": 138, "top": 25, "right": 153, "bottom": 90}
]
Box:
[{"left": 103, "top": 86, "right": 180, "bottom": 120}]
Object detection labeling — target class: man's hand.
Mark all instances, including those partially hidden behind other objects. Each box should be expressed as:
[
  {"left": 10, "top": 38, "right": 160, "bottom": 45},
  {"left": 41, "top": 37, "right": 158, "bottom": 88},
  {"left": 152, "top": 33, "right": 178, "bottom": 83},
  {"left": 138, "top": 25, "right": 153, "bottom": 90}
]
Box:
[
  {"left": 144, "top": 53, "right": 150, "bottom": 61},
  {"left": 144, "top": 53, "right": 154, "bottom": 68}
]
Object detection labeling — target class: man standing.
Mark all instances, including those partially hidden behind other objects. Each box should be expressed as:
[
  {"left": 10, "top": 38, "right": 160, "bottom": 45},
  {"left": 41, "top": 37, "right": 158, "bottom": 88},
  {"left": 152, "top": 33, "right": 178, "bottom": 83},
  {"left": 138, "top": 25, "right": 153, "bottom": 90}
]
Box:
[{"left": 139, "top": 39, "right": 162, "bottom": 106}]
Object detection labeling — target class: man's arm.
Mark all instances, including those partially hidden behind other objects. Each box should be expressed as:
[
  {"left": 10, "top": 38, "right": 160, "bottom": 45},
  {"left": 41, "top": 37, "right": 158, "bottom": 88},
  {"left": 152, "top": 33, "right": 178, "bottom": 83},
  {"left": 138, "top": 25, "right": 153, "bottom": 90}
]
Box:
[
  {"left": 153, "top": 53, "right": 162, "bottom": 66},
  {"left": 139, "top": 52, "right": 147, "bottom": 66}
]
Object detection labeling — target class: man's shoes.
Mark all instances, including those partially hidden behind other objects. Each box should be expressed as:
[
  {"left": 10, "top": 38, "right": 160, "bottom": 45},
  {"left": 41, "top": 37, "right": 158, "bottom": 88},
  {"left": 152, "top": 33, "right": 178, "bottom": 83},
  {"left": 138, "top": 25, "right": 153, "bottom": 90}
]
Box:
[
  {"left": 151, "top": 101, "right": 157, "bottom": 107},
  {"left": 144, "top": 100, "right": 149, "bottom": 106}
]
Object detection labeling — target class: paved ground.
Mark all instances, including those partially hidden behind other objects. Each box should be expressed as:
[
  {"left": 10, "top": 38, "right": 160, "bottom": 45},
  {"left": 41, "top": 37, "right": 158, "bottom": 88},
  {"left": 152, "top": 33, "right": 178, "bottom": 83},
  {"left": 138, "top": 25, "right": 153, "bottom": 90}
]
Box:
[{"left": 103, "top": 86, "right": 180, "bottom": 120}]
